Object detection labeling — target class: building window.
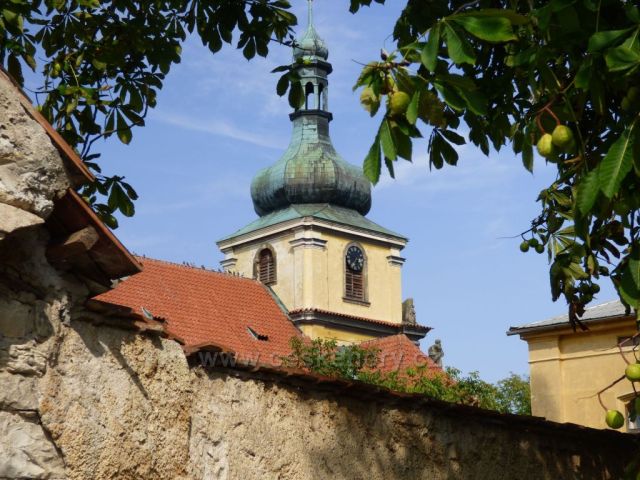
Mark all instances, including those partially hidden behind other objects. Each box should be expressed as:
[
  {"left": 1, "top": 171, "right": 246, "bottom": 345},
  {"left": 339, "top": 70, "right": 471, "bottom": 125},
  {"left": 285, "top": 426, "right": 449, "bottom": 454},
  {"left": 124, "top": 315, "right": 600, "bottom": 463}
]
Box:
[
  {"left": 256, "top": 248, "right": 276, "bottom": 285},
  {"left": 345, "top": 244, "right": 366, "bottom": 302}
]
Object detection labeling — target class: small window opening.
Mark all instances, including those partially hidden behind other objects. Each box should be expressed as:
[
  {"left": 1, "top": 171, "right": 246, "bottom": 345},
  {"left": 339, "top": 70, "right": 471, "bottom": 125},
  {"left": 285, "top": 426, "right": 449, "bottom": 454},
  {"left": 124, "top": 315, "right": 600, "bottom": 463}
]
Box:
[
  {"left": 305, "top": 82, "right": 315, "bottom": 110},
  {"left": 257, "top": 248, "right": 276, "bottom": 285},
  {"left": 247, "top": 326, "right": 269, "bottom": 341}
]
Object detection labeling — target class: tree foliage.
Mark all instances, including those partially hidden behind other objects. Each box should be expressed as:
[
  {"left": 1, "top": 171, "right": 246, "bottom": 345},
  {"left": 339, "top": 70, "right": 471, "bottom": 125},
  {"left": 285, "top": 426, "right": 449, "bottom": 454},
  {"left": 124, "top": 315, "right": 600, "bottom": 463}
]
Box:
[
  {"left": 283, "top": 337, "right": 531, "bottom": 415},
  {"left": 0, "top": 0, "right": 297, "bottom": 227},
  {"left": 3, "top": 0, "right": 639, "bottom": 319},
  {"left": 345, "top": 0, "right": 640, "bottom": 322}
]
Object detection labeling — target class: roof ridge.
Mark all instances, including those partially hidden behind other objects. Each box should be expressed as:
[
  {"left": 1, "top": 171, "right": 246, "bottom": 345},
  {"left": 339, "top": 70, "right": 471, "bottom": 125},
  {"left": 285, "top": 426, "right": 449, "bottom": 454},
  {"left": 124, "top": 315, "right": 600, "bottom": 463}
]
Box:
[{"left": 135, "top": 256, "right": 261, "bottom": 284}]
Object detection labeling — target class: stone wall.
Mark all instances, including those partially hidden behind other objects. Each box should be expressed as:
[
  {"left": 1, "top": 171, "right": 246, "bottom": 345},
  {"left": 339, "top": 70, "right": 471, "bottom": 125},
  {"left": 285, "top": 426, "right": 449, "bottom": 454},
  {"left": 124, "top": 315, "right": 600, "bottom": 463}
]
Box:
[
  {"left": 1, "top": 70, "right": 638, "bottom": 480},
  {"left": 27, "top": 319, "right": 640, "bottom": 480},
  {"left": 0, "top": 67, "right": 81, "bottom": 479}
]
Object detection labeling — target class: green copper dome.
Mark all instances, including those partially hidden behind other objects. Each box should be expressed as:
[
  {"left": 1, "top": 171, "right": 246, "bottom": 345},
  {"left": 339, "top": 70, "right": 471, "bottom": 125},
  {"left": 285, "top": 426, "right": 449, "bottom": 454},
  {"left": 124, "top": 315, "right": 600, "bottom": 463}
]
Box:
[
  {"left": 292, "top": 5, "right": 328, "bottom": 61},
  {"left": 250, "top": 0, "right": 371, "bottom": 217},
  {"left": 251, "top": 114, "right": 371, "bottom": 216}
]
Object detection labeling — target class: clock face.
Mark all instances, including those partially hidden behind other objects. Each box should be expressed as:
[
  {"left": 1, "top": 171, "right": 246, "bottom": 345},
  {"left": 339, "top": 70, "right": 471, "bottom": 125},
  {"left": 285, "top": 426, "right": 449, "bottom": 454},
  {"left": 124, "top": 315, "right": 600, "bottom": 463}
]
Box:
[{"left": 346, "top": 246, "right": 365, "bottom": 272}]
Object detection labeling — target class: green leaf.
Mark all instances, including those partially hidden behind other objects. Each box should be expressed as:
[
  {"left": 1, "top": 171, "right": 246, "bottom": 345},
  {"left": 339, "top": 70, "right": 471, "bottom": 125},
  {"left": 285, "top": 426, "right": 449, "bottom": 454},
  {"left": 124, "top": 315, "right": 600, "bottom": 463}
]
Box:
[
  {"left": 288, "top": 81, "right": 303, "bottom": 109},
  {"left": 380, "top": 120, "right": 396, "bottom": 161},
  {"left": 521, "top": 125, "right": 534, "bottom": 172},
  {"left": 385, "top": 156, "right": 395, "bottom": 178},
  {"left": 2, "top": 9, "right": 22, "bottom": 32},
  {"left": 441, "top": 130, "right": 465, "bottom": 145},
  {"left": 587, "top": 28, "right": 634, "bottom": 52},
  {"left": 363, "top": 135, "right": 381, "bottom": 184},
  {"left": 576, "top": 168, "right": 600, "bottom": 214},
  {"left": 121, "top": 181, "right": 139, "bottom": 201},
  {"left": 451, "top": 16, "right": 516, "bottom": 43},
  {"left": 443, "top": 23, "right": 476, "bottom": 65},
  {"left": 271, "top": 65, "right": 290, "bottom": 73},
  {"left": 430, "top": 134, "right": 444, "bottom": 170},
  {"left": 208, "top": 29, "right": 223, "bottom": 53},
  {"left": 619, "top": 250, "right": 640, "bottom": 309},
  {"left": 108, "top": 183, "right": 135, "bottom": 217},
  {"left": 7, "top": 54, "right": 23, "bottom": 85},
  {"left": 243, "top": 39, "right": 256, "bottom": 60},
  {"left": 437, "top": 133, "right": 459, "bottom": 165},
  {"left": 393, "top": 127, "right": 412, "bottom": 161},
  {"left": 276, "top": 74, "right": 289, "bottom": 96},
  {"left": 256, "top": 40, "right": 268, "bottom": 58},
  {"left": 574, "top": 59, "right": 592, "bottom": 89},
  {"left": 434, "top": 82, "right": 465, "bottom": 111},
  {"left": 116, "top": 111, "right": 132, "bottom": 145},
  {"left": 421, "top": 24, "right": 440, "bottom": 71},
  {"left": 91, "top": 58, "right": 107, "bottom": 70},
  {"left": 605, "top": 46, "right": 640, "bottom": 72},
  {"left": 406, "top": 90, "right": 420, "bottom": 125},
  {"left": 599, "top": 126, "right": 636, "bottom": 199},
  {"left": 431, "top": 131, "right": 459, "bottom": 166},
  {"left": 455, "top": 9, "right": 528, "bottom": 25},
  {"left": 436, "top": 73, "right": 476, "bottom": 91},
  {"left": 456, "top": 87, "right": 488, "bottom": 116}
]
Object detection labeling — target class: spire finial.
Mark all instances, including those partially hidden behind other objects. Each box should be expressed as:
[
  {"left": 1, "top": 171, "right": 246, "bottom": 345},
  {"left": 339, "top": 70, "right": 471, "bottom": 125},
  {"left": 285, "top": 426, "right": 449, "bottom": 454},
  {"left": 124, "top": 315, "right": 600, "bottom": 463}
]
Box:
[{"left": 307, "top": 0, "right": 314, "bottom": 28}]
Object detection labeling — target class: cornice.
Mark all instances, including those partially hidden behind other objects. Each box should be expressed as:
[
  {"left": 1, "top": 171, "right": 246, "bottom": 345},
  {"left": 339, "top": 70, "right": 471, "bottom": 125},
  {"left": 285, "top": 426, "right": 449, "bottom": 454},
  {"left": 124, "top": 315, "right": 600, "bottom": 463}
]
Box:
[
  {"left": 387, "top": 255, "right": 406, "bottom": 267},
  {"left": 218, "top": 216, "right": 407, "bottom": 250},
  {"left": 289, "top": 237, "right": 327, "bottom": 249},
  {"left": 289, "top": 309, "right": 429, "bottom": 343}
]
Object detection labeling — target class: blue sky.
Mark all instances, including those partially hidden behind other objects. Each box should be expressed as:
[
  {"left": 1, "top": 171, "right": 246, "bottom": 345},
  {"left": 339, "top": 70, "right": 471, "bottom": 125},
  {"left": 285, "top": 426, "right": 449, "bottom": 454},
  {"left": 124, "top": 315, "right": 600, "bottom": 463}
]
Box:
[{"left": 37, "top": 1, "right": 617, "bottom": 382}]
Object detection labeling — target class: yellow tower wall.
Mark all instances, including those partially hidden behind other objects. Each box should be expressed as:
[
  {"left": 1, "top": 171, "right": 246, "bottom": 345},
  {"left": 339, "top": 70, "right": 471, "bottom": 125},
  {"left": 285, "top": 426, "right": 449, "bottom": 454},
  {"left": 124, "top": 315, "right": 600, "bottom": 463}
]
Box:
[{"left": 220, "top": 224, "right": 405, "bottom": 330}]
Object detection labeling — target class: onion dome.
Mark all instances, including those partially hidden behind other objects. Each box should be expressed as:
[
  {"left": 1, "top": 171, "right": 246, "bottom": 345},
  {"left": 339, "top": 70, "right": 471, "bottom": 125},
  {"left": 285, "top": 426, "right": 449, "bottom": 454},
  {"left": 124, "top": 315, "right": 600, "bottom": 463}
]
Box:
[
  {"left": 292, "top": 0, "right": 329, "bottom": 61},
  {"left": 292, "top": 22, "right": 328, "bottom": 61},
  {"left": 251, "top": 116, "right": 371, "bottom": 216}
]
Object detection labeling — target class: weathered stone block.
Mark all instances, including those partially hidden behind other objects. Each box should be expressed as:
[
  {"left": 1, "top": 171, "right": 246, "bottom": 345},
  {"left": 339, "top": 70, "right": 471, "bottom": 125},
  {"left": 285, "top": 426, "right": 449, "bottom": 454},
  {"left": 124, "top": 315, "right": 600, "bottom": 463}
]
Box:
[
  {"left": 0, "top": 297, "right": 34, "bottom": 338},
  {"left": 5, "top": 340, "right": 47, "bottom": 376},
  {"left": 0, "top": 371, "right": 38, "bottom": 410},
  {"left": 0, "top": 76, "right": 68, "bottom": 217},
  {"left": 0, "top": 410, "right": 65, "bottom": 479},
  {"left": 0, "top": 203, "right": 44, "bottom": 240}
]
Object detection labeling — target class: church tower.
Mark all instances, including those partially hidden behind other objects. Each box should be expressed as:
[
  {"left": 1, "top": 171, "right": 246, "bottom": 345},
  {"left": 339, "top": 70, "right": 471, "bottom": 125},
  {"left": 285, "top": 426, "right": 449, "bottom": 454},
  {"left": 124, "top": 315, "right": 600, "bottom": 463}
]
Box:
[{"left": 217, "top": 1, "right": 427, "bottom": 345}]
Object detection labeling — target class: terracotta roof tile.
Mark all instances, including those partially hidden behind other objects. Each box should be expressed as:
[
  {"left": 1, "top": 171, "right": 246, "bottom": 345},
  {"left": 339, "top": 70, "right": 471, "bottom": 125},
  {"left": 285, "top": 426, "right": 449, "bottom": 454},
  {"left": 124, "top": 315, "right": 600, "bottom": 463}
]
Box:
[
  {"left": 91, "top": 257, "right": 302, "bottom": 366},
  {"left": 361, "top": 334, "right": 442, "bottom": 375}
]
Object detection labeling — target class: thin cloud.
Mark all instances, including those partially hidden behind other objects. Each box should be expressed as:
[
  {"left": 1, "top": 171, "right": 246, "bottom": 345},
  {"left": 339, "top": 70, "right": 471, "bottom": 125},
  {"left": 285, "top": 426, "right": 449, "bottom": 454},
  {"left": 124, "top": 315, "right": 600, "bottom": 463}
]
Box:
[{"left": 155, "top": 111, "right": 287, "bottom": 150}]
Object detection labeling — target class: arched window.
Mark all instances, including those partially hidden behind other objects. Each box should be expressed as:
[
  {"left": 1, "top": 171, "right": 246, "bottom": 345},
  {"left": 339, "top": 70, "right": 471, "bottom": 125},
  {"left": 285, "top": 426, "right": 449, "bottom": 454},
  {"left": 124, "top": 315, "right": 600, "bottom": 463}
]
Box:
[
  {"left": 256, "top": 248, "right": 276, "bottom": 285},
  {"left": 344, "top": 244, "right": 365, "bottom": 301}
]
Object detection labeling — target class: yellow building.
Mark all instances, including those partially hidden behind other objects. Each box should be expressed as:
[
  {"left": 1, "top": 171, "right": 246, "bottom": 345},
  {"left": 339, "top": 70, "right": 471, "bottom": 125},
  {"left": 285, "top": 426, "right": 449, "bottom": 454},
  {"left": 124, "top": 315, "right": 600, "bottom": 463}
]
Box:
[
  {"left": 509, "top": 300, "right": 639, "bottom": 432},
  {"left": 217, "top": 2, "right": 428, "bottom": 345}
]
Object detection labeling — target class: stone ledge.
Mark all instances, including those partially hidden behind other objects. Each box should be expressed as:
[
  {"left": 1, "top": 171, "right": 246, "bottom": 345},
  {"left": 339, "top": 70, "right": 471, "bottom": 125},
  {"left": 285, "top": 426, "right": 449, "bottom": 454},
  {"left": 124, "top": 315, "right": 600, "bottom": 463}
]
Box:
[{"left": 0, "top": 203, "right": 44, "bottom": 240}]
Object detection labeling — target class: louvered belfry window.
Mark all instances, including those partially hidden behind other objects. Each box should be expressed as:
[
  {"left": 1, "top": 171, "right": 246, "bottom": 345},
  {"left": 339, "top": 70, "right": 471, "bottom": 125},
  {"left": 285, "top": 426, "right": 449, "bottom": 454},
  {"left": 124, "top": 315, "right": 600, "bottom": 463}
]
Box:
[
  {"left": 345, "top": 265, "right": 364, "bottom": 300},
  {"left": 257, "top": 249, "right": 276, "bottom": 285}
]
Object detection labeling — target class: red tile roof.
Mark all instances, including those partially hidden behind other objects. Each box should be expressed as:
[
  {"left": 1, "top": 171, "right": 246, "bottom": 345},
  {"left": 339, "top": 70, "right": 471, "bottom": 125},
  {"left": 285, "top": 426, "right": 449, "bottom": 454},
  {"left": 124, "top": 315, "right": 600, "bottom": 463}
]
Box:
[
  {"left": 361, "top": 334, "right": 442, "bottom": 375},
  {"left": 91, "top": 257, "right": 302, "bottom": 366}
]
